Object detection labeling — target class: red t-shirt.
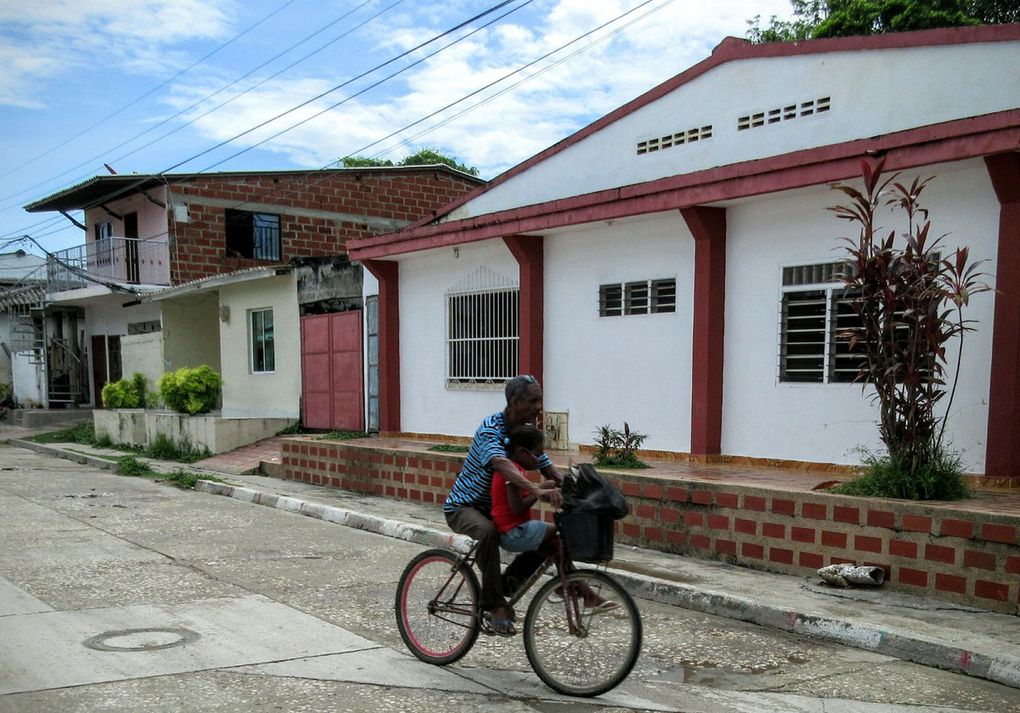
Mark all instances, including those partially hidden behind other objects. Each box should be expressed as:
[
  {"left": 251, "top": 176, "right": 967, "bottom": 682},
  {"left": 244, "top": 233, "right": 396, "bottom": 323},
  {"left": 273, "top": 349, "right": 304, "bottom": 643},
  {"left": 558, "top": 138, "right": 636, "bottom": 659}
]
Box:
[{"left": 490, "top": 463, "right": 533, "bottom": 533}]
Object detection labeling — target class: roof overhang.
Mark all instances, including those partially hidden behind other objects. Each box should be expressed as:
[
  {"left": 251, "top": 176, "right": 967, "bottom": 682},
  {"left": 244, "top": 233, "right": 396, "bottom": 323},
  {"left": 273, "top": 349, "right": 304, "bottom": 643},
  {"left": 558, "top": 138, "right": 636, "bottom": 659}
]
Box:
[
  {"left": 143, "top": 266, "right": 294, "bottom": 303},
  {"left": 45, "top": 283, "right": 165, "bottom": 306},
  {"left": 24, "top": 165, "right": 486, "bottom": 214},
  {"left": 348, "top": 110, "right": 1020, "bottom": 261},
  {"left": 24, "top": 176, "right": 167, "bottom": 213}
]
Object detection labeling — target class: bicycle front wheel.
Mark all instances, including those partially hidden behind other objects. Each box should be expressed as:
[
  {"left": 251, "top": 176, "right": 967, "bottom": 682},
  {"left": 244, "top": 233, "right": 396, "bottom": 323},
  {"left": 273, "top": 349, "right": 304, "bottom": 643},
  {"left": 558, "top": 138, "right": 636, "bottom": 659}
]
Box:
[
  {"left": 524, "top": 569, "right": 642, "bottom": 697},
  {"left": 395, "top": 548, "right": 481, "bottom": 665}
]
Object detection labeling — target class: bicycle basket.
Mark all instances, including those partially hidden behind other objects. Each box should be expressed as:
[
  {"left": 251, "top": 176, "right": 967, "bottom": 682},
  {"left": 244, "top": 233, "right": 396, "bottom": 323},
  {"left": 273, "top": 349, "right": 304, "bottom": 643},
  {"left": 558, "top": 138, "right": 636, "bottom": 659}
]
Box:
[{"left": 556, "top": 509, "right": 614, "bottom": 563}]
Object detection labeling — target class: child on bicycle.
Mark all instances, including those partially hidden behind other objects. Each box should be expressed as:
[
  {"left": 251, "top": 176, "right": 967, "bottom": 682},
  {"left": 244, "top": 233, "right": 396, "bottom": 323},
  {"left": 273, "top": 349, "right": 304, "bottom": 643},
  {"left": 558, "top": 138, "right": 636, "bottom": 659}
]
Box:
[
  {"left": 491, "top": 424, "right": 558, "bottom": 556},
  {"left": 493, "top": 425, "right": 618, "bottom": 617}
]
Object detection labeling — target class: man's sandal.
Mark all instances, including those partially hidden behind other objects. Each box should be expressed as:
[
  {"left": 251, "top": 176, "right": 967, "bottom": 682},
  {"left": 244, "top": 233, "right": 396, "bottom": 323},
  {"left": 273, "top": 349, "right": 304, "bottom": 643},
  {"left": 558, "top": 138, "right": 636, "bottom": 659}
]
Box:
[{"left": 481, "top": 610, "right": 517, "bottom": 637}]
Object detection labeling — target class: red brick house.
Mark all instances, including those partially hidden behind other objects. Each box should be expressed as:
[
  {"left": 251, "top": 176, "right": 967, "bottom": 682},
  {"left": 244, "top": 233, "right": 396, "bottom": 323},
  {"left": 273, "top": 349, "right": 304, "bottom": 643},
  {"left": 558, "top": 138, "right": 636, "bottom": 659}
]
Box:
[{"left": 23, "top": 167, "right": 484, "bottom": 428}]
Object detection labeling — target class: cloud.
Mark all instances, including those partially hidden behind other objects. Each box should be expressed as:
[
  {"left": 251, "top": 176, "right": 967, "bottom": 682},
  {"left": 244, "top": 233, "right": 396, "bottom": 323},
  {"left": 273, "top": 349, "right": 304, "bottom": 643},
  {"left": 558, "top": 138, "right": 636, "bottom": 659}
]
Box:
[
  {"left": 0, "top": 0, "right": 233, "bottom": 109},
  {"left": 159, "top": 0, "right": 793, "bottom": 177}
]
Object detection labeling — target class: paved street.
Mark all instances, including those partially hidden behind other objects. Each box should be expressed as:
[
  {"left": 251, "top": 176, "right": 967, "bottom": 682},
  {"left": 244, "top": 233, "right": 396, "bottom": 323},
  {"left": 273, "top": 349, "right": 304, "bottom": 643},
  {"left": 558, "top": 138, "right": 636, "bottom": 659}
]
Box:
[{"left": 2, "top": 443, "right": 1019, "bottom": 712}]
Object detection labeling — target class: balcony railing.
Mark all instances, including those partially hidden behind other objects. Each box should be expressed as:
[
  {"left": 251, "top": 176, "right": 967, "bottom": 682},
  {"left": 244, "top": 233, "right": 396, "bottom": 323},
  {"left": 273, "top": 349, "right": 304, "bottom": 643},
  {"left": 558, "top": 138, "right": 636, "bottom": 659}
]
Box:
[{"left": 48, "top": 235, "right": 171, "bottom": 293}]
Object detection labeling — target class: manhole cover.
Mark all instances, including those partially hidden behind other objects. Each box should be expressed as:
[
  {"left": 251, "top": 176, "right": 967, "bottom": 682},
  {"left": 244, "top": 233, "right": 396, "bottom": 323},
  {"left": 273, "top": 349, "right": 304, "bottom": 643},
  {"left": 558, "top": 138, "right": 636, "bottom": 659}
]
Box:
[{"left": 83, "top": 627, "right": 201, "bottom": 652}]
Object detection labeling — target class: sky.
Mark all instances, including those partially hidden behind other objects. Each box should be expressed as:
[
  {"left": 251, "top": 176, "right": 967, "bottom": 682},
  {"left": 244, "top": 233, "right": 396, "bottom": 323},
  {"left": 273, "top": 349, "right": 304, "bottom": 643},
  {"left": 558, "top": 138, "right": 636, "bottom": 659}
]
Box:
[{"left": 0, "top": 0, "right": 795, "bottom": 256}]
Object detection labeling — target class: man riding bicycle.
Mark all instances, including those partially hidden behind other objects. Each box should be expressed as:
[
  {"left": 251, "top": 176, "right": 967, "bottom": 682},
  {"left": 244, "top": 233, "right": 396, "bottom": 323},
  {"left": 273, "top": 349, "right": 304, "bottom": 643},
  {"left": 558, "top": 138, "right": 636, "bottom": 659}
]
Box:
[{"left": 443, "top": 374, "right": 563, "bottom": 636}]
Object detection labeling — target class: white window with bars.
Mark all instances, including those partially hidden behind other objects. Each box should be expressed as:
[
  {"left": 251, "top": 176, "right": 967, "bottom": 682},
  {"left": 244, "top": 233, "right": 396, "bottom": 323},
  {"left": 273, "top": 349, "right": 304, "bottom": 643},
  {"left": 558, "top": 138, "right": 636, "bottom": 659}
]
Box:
[
  {"left": 600, "top": 278, "right": 676, "bottom": 317},
  {"left": 778, "top": 261, "right": 863, "bottom": 384},
  {"left": 446, "top": 268, "right": 519, "bottom": 387}
]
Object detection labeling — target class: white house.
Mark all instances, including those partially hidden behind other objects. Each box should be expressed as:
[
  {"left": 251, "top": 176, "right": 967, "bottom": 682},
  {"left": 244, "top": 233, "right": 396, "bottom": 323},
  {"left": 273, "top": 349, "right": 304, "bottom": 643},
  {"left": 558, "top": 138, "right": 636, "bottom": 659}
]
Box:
[{"left": 348, "top": 25, "right": 1020, "bottom": 486}]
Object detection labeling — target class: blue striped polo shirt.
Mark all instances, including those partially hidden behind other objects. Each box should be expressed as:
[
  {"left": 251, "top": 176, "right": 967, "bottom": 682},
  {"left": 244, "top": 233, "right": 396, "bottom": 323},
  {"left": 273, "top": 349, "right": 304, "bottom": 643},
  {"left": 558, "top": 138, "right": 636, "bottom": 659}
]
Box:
[{"left": 444, "top": 411, "right": 552, "bottom": 513}]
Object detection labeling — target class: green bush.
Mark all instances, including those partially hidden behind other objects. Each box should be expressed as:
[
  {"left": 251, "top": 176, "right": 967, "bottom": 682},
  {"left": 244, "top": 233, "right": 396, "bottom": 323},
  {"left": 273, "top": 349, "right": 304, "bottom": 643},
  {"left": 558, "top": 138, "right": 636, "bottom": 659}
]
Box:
[
  {"left": 101, "top": 372, "right": 148, "bottom": 409},
  {"left": 592, "top": 423, "right": 650, "bottom": 469},
  {"left": 158, "top": 365, "right": 222, "bottom": 415},
  {"left": 831, "top": 446, "right": 970, "bottom": 501}
]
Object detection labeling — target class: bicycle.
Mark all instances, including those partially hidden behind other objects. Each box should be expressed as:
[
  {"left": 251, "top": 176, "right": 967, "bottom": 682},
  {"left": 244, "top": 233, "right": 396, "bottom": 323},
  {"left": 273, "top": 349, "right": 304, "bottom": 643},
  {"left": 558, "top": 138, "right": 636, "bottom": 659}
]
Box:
[{"left": 394, "top": 518, "right": 642, "bottom": 697}]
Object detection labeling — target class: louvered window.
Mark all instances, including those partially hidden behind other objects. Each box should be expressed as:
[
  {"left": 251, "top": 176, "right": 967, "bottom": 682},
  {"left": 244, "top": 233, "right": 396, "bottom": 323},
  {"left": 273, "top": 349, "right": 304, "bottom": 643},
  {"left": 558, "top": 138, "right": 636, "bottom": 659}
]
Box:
[
  {"left": 779, "top": 262, "right": 863, "bottom": 383},
  {"left": 600, "top": 279, "right": 676, "bottom": 317}
]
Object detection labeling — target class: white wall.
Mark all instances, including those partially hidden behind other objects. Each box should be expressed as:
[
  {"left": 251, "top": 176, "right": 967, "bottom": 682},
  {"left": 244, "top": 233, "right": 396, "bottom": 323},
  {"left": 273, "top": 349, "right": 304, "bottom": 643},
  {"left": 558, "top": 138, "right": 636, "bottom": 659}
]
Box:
[
  {"left": 395, "top": 213, "right": 695, "bottom": 451},
  {"left": 544, "top": 213, "right": 694, "bottom": 452},
  {"left": 121, "top": 332, "right": 165, "bottom": 398},
  {"left": 12, "top": 352, "right": 44, "bottom": 406},
  {"left": 452, "top": 40, "right": 1020, "bottom": 219},
  {"left": 161, "top": 294, "right": 220, "bottom": 372},
  {"left": 722, "top": 159, "right": 998, "bottom": 472},
  {"left": 218, "top": 274, "right": 300, "bottom": 418},
  {"left": 398, "top": 242, "right": 520, "bottom": 436}
]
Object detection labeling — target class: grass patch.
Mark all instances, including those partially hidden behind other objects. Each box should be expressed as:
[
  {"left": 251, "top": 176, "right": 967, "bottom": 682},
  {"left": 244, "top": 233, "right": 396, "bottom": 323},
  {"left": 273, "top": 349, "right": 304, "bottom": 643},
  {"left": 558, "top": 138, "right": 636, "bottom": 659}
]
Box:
[
  {"left": 31, "top": 421, "right": 96, "bottom": 445},
  {"left": 276, "top": 421, "right": 307, "bottom": 435},
  {"left": 427, "top": 444, "right": 469, "bottom": 453},
  {"left": 116, "top": 455, "right": 155, "bottom": 477},
  {"left": 144, "top": 433, "right": 211, "bottom": 463},
  {"left": 830, "top": 447, "right": 970, "bottom": 500},
  {"left": 319, "top": 430, "right": 369, "bottom": 441},
  {"left": 160, "top": 469, "right": 223, "bottom": 489},
  {"left": 593, "top": 451, "right": 650, "bottom": 469}
]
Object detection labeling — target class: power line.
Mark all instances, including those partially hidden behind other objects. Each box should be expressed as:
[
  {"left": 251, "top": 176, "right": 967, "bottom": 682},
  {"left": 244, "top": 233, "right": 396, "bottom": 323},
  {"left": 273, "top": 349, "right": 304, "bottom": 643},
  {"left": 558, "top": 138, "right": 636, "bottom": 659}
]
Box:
[
  {"left": 18, "top": 0, "right": 670, "bottom": 261},
  {"left": 0, "top": 0, "right": 406, "bottom": 210},
  {"left": 191, "top": 0, "right": 537, "bottom": 175},
  {"left": 160, "top": 0, "right": 531, "bottom": 175},
  {"left": 10, "top": 0, "right": 529, "bottom": 230},
  {"left": 221, "top": 0, "right": 674, "bottom": 214},
  {"left": 0, "top": 0, "right": 304, "bottom": 181}
]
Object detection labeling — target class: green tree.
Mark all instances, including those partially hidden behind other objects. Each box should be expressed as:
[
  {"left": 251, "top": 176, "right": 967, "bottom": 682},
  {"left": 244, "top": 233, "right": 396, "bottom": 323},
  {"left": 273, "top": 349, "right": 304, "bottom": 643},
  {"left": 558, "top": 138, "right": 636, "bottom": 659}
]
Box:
[
  {"left": 340, "top": 148, "right": 479, "bottom": 175},
  {"left": 747, "top": 0, "right": 1010, "bottom": 43}
]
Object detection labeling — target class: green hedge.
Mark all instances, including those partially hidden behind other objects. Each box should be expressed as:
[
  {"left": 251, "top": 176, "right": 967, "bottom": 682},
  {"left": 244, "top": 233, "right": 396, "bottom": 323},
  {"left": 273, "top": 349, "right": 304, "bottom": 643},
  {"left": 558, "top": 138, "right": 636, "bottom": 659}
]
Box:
[
  {"left": 158, "top": 365, "right": 222, "bottom": 415},
  {"left": 101, "top": 373, "right": 147, "bottom": 409}
]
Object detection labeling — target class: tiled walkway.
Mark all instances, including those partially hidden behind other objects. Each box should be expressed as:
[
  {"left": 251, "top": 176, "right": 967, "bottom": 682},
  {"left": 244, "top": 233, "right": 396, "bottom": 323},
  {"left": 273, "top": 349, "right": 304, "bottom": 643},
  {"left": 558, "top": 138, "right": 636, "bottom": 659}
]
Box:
[{"left": 192, "top": 436, "right": 288, "bottom": 475}]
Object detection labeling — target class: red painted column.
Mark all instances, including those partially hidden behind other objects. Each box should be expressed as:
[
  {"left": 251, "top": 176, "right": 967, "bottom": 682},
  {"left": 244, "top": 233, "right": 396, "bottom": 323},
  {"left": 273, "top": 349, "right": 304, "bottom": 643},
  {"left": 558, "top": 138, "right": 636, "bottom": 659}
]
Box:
[
  {"left": 680, "top": 207, "right": 727, "bottom": 457},
  {"left": 503, "top": 235, "right": 544, "bottom": 385},
  {"left": 363, "top": 259, "right": 400, "bottom": 433},
  {"left": 984, "top": 154, "right": 1020, "bottom": 485}
]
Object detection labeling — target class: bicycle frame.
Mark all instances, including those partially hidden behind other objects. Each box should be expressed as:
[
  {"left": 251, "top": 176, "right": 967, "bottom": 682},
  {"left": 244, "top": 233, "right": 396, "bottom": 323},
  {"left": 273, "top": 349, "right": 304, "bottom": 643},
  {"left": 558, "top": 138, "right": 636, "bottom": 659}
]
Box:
[{"left": 436, "top": 533, "right": 589, "bottom": 637}]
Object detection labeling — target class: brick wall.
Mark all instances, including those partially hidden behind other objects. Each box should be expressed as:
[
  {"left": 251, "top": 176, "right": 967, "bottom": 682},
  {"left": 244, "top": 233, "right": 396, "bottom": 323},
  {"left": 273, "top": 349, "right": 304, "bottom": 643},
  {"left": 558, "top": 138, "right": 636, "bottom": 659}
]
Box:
[
  {"left": 170, "top": 170, "right": 481, "bottom": 284},
  {"left": 280, "top": 438, "right": 1020, "bottom": 615}
]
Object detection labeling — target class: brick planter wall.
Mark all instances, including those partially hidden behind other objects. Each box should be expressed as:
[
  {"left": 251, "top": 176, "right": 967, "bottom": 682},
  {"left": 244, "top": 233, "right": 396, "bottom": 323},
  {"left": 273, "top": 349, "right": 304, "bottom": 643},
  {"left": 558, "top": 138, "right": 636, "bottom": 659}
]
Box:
[{"left": 281, "top": 438, "right": 1020, "bottom": 615}]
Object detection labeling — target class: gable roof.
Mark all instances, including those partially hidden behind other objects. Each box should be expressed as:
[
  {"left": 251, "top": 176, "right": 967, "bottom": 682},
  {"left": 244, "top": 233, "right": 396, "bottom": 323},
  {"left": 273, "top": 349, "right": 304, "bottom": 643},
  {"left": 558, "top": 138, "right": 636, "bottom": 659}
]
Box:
[{"left": 348, "top": 23, "right": 1020, "bottom": 261}]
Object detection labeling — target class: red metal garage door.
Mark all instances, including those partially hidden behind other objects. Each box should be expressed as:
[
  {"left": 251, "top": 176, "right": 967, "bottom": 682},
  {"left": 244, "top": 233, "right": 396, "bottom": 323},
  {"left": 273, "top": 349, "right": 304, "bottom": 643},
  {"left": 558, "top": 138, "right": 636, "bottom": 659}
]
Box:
[{"left": 300, "top": 311, "right": 364, "bottom": 431}]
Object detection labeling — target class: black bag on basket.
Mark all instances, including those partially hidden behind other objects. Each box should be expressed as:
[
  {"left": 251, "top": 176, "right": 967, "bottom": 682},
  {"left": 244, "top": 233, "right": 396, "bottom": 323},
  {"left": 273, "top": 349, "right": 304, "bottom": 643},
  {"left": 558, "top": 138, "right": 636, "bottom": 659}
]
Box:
[
  {"left": 561, "top": 463, "right": 629, "bottom": 520},
  {"left": 556, "top": 464, "right": 629, "bottom": 563}
]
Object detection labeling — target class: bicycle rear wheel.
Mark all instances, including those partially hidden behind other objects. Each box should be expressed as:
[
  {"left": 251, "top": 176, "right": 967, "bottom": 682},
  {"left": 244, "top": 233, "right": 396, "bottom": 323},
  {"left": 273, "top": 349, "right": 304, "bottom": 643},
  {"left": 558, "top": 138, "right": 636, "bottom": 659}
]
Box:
[
  {"left": 395, "top": 548, "right": 481, "bottom": 665},
  {"left": 524, "top": 569, "right": 642, "bottom": 697}
]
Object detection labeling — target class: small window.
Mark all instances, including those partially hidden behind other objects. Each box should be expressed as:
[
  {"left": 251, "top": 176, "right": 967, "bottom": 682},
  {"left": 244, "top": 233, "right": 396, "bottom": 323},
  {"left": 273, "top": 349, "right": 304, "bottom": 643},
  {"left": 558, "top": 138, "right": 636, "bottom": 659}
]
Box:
[
  {"left": 226, "top": 209, "right": 281, "bottom": 261},
  {"left": 599, "top": 279, "right": 676, "bottom": 317},
  {"left": 599, "top": 284, "right": 623, "bottom": 317},
  {"left": 625, "top": 282, "right": 649, "bottom": 315},
  {"left": 250, "top": 308, "right": 275, "bottom": 373}
]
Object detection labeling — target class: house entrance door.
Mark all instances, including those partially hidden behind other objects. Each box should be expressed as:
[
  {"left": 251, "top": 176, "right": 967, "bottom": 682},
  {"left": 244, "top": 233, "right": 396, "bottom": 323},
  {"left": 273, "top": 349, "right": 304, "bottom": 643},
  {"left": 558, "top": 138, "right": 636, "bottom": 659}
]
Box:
[
  {"left": 124, "top": 212, "right": 140, "bottom": 284},
  {"left": 300, "top": 311, "right": 364, "bottom": 431}
]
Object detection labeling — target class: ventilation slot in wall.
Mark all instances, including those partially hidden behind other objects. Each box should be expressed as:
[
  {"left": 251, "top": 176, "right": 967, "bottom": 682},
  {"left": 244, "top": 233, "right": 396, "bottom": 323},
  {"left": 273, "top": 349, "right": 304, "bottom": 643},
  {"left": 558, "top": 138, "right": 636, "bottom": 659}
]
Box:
[
  {"left": 738, "top": 96, "right": 830, "bottom": 131},
  {"left": 637, "top": 125, "right": 713, "bottom": 155}
]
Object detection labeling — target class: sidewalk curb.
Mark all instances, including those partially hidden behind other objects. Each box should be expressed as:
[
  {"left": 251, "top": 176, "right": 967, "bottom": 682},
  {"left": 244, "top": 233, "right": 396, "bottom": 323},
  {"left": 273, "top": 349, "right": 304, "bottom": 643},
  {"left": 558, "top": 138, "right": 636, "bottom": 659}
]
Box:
[
  {"left": 10, "top": 438, "right": 120, "bottom": 473},
  {"left": 194, "top": 478, "right": 1020, "bottom": 690},
  {"left": 8, "top": 438, "right": 1019, "bottom": 691}
]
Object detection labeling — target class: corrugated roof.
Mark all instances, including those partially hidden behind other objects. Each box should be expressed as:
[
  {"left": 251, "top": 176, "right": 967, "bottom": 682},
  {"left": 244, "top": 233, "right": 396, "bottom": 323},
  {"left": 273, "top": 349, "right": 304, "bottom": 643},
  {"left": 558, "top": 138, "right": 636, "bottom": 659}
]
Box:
[{"left": 24, "top": 165, "right": 485, "bottom": 213}]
